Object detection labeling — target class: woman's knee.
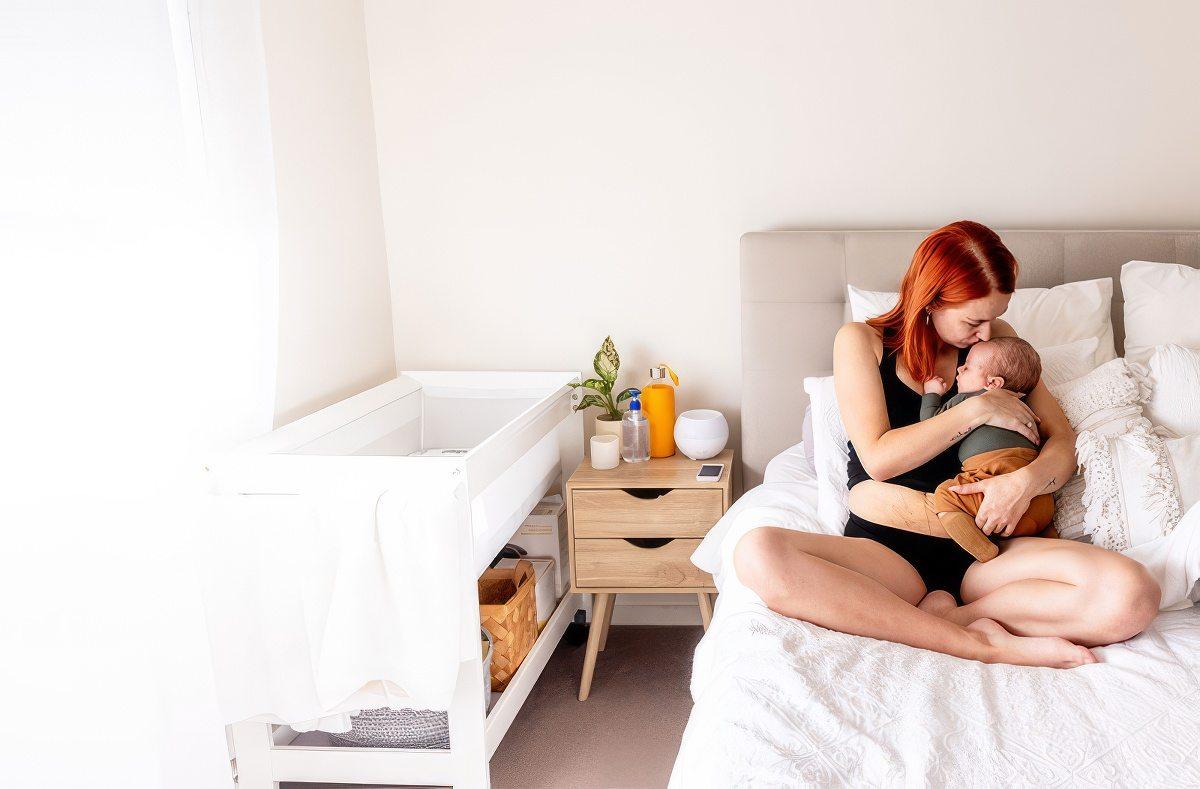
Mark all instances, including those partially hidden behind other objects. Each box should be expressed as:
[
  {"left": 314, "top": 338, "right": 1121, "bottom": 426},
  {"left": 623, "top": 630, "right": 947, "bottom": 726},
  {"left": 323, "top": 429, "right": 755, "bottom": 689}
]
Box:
[
  {"left": 1084, "top": 557, "right": 1161, "bottom": 644},
  {"left": 732, "top": 527, "right": 805, "bottom": 607}
]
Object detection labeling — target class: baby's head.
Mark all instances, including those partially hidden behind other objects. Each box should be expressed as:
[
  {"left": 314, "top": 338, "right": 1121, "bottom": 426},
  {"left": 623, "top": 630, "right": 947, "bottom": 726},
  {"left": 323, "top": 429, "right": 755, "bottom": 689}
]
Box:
[{"left": 955, "top": 337, "right": 1042, "bottom": 394}]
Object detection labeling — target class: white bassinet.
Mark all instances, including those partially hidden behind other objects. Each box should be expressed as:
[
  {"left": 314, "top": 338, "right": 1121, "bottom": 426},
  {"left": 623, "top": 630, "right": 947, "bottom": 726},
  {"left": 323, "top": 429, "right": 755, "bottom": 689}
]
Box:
[{"left": 206, "top": 371, "right": 584, "bottom": 788}]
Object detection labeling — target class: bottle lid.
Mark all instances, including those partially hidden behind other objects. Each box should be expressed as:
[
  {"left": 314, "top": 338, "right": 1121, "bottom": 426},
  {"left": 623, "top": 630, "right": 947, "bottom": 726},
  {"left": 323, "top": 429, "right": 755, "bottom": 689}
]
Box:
[
  {"left": 628, "top": 388, "right": 641, "bottom": 411},
  {"left": 650, "top": 364, "right": 680, "bottom": 386}
]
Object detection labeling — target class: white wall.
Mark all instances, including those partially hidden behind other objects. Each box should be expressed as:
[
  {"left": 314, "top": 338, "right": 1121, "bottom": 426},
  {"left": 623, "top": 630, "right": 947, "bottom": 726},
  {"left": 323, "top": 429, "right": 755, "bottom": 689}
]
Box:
[
  {"left": 262, "top": 0, "right": 395, "bottom": 426},
  {"left": 363, "top": 0, "right": 1200, "bottom": 460}
]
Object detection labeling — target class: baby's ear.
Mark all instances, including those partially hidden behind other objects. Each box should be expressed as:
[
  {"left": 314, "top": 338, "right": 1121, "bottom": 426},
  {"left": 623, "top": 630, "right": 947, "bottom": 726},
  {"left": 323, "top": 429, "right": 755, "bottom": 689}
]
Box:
[{"left": 985, "top": 375, "right": 1006, "bottom": 390}]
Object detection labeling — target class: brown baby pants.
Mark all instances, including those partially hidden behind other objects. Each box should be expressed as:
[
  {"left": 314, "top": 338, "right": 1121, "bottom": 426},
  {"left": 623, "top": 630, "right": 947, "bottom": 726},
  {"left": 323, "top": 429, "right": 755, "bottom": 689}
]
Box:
[{"left": 930, "top": 447, "right": 1057, "bottom": 538}]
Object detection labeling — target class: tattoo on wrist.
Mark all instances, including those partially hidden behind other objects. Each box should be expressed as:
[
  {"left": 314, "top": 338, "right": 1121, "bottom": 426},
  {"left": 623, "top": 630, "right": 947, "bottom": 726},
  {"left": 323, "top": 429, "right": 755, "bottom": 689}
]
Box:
[
  {"left": 952, "top": 428, "right": 971, "bottom": 440},
  {"left": 1042, "top": 476, "right": 1056, "bottom": 492}
]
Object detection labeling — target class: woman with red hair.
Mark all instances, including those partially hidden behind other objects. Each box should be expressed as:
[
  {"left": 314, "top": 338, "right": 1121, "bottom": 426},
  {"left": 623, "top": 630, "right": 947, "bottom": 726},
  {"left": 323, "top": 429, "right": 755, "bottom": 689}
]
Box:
[{"left": 734, "top": 221, "right": 1160, "bottom": 668}]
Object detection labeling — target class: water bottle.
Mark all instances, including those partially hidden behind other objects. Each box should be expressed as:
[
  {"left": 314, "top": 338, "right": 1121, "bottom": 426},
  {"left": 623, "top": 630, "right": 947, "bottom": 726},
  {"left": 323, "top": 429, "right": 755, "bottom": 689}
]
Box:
[{"left": 621, "top": 389, "right": 650, "bottom": 463}]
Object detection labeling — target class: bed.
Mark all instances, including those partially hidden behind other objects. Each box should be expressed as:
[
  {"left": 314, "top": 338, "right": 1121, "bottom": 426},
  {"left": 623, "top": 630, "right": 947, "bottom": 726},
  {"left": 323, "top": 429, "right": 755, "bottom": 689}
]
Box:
[{"left": 669, "top": 230, "right": 1200, "bottom": 787}]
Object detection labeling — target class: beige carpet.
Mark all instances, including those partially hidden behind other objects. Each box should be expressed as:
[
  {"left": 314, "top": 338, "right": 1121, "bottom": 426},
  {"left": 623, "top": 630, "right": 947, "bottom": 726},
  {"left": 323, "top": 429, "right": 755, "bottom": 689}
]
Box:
[
  {"left": 490, "top": 625, "right": 702, "bottom": 789},
  {"left": 281, "top": 625, "right": 702, "bottom": 789}
]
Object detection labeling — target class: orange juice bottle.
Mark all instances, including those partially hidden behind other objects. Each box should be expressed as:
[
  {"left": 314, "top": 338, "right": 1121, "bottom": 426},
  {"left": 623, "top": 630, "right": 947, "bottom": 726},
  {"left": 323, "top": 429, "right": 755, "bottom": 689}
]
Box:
[{"left": 642, "top": 364, "right": 679, "bottom": 458}]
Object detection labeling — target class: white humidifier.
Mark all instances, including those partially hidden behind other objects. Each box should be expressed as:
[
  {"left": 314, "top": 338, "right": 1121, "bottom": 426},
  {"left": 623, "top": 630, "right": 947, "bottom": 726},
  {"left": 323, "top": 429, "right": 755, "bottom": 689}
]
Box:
[{"left": 673, "top": 409, "right": 729, "bottom": 460}]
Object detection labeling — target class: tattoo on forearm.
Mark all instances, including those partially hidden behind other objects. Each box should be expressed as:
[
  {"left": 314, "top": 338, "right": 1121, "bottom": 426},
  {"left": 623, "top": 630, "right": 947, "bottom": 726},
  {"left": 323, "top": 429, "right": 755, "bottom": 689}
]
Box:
[
  {"left": 1042, "top": 476, "right": 1056, "bottom": 493},
  {"left": 952, "top": 428, "right": 971, "bottom": 441}
]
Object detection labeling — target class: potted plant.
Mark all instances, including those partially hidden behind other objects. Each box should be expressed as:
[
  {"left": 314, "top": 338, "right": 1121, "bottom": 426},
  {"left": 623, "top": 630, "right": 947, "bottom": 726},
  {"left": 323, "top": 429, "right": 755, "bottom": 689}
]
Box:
[{"left": 569, "top": 336, "right": 636, "bottom": 440}]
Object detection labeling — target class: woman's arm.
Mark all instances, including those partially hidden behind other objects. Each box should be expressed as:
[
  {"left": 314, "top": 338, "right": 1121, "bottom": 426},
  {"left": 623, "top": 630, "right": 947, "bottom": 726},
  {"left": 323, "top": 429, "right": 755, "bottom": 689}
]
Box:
[{"left": 834, "top": 323, "right": 986, "bottom": 481}]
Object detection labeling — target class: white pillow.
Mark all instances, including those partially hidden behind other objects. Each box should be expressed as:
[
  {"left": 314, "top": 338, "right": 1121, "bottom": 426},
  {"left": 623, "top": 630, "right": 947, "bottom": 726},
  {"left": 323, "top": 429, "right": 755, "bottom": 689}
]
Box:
[
  {"left": 1144, "top": 344, "right": 1200, "bottom": 438},
  {"left": 1046, "top": 358, "right": 1151, "bottom": 436},
  {"left": 1039, "top": 337, "right": 1101, "bottom": 388},
  {"left": 1002, "top": 280, "right": 1116, "bottom": 363},
  {"left": 845, "top": 286, "right": 899, "bottom": 323},
  {"left": 846, "top": 279, "right": 1116, "bottom": 364},
  {"left": 763, "top": 440, "right": 815, "bottom": 484},
  {"left": 1051, "top": 474, "right": 1089, "bottom": 543},
  {"left": 802, "top": 375, "right": 849, "bottom": 534},
  {"left": 1077, "top": 422, "right": 1200, "bottom": 551},
  {"left": 1122, "top": 260, "right": 1200, "bottom": 364},
  {"left": 1046, "top": 358, "right": 1152, "bottom": 542}
]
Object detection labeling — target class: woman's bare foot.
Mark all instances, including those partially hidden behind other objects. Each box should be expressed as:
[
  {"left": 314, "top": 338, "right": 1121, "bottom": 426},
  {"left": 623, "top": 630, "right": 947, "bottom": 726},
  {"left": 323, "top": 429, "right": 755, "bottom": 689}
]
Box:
[
  {"left": 918, "top": 590, "right": 957, "bottom": 618},
  {"left": 967, "top": 618, "right": 1099, "bottom": 668}
]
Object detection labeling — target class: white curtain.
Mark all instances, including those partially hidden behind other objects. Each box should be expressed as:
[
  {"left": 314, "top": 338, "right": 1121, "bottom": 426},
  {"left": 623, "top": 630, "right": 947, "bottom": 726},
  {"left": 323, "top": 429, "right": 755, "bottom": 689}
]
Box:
[{"left": 0, "top": 1, "right": 279, "bottom": 786}]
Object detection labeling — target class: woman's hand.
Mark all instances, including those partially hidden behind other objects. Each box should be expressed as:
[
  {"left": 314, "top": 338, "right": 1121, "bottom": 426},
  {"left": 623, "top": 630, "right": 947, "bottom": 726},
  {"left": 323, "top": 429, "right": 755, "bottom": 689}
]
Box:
[
  {"left": 949, "top": 470, "right": 1035, "bottom": 537},
  {"left": 969, "top": 389, "right": 1041, "bottom": 445}
]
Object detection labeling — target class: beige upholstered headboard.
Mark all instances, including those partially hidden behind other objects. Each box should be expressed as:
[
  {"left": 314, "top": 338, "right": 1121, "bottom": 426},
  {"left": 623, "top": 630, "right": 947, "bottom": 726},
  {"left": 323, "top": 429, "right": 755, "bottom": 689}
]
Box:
[{"left": 740, "top": 229, "right": 1200, "bottom": 489}]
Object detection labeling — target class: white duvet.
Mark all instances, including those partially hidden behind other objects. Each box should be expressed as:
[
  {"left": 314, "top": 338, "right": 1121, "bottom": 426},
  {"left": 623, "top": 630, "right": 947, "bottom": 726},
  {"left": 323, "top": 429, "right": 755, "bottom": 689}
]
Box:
[{"left": 671, "top": 453, "right": 1200, "bottom": 787}]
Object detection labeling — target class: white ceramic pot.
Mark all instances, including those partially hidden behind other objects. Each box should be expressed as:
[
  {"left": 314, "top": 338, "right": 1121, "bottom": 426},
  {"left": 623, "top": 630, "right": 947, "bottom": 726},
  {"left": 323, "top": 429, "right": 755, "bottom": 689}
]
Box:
[
  {"left": 595, "top": 415, "right": 623, "bottom": 441},
  {"left": 673, "top": 409, "right": 729, "bottom": 460}
]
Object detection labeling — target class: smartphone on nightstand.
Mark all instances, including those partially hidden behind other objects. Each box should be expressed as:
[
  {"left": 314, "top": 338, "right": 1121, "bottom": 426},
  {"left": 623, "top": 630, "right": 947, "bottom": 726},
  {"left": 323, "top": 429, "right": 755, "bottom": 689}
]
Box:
[{"left": 696, "top": 463, "right": 724, "bottom": 482}]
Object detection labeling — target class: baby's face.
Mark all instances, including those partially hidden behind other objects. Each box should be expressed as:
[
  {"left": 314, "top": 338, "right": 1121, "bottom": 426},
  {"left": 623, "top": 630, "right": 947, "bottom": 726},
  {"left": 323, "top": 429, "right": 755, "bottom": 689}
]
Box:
[{"left": 955, "top": 343, "right": 997, "bottom": 391}]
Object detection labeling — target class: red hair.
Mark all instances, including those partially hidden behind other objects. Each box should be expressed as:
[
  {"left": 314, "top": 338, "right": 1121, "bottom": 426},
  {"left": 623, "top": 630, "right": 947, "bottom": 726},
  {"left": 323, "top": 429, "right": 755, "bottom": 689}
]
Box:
[{"left": 867, "top": 221, "right": 1019, "bottom": 382}]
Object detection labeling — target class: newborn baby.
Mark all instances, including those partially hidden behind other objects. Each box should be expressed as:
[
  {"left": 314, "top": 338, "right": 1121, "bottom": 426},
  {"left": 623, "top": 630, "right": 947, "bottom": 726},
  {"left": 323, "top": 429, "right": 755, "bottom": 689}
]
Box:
[{"left": 922, "top": 336, "right": 1055, "bottom": 563}]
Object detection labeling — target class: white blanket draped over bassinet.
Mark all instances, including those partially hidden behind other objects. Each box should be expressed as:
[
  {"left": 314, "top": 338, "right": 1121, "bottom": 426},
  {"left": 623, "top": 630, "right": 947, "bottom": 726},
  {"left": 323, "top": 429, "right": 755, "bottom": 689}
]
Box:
[{"left": 201, "top": 468, "right": 467, "bottom": 732}]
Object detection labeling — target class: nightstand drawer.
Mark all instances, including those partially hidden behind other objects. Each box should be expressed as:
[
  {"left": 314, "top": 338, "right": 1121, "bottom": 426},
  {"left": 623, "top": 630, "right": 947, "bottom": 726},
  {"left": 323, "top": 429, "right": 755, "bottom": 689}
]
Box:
[
  {"left": 574, "top": 538, "right": 712, "bottom": 588},
  {"left": 572, "top": 488, "right": 722, "bottom": 538}
]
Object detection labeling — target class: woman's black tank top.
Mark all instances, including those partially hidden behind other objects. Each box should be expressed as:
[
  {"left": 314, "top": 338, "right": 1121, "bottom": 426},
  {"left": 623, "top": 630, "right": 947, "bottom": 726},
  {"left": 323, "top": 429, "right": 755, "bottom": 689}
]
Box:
[{"left": 845, "top": 334, "right": 970, "bottom": 493}]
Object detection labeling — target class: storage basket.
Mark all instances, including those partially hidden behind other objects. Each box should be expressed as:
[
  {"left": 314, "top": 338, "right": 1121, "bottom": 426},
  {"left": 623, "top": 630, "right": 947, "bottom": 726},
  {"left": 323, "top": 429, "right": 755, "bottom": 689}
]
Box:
[
  {"left": 329, "top": 630, "right": 493, "bottom": 749},
  {"left": 329, "top": 707, "right": 450, "bottom": 749},
  {"left": 479, "top": 558, "right": 538, "bottom": 691}
]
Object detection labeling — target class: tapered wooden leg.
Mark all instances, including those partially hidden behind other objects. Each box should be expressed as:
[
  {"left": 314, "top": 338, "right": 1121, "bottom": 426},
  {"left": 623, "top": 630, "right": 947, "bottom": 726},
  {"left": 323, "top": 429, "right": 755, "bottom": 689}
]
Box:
[
  {"left": 579, "top": 593, "right": 610, "bottom": 701},
  {"left": 697, "top": 592, "right": 714, "bottom": 631},
  {"left": 599, "top": 593, "right": 617, "bottom": 651}
]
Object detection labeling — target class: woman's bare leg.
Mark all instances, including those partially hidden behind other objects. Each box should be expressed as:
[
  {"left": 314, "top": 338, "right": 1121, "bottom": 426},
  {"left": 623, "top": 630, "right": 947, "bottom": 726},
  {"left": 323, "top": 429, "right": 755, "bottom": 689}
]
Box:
[
  {"left": 733, "top": 527, "right": 1096, "bottom": 668},
  {"left": 939, "top": 538, "right": 1161, "bottom": 647}
]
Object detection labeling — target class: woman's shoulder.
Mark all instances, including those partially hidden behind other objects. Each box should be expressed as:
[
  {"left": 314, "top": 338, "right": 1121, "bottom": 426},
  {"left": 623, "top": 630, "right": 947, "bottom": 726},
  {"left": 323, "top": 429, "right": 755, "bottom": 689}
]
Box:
[{"left": 835, "top": 321, "right": 884, "bottom": 362}]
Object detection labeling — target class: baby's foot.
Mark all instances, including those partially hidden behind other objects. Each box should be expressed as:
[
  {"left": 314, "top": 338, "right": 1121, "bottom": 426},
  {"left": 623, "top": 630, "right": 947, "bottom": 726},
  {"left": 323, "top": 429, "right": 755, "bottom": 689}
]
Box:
[
  {"left": 938, "top": 510, "right": 1000, "bottom": 562},
  {"left": 918, "top": 589, "right": 957, "bottom": 618}
]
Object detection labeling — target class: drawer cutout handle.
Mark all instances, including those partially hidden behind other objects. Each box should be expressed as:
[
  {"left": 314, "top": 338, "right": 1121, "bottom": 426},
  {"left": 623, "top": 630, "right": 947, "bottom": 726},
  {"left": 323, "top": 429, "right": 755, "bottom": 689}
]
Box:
[
  {"left": 622, "top": 488, "right": 671, "bottom": 500},
  {"left": 623, "top": 537, "right": 674, "bottom": 549}
]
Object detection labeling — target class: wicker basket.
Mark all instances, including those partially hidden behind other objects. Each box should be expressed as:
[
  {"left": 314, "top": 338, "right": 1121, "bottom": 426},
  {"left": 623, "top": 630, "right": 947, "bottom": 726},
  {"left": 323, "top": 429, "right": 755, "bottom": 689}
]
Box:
[
  {"left": 479, "top": 558, "right": 538, "bottom": 691},
  {"left": 330, "top": 630, "right": 493, "bottom": 749}
]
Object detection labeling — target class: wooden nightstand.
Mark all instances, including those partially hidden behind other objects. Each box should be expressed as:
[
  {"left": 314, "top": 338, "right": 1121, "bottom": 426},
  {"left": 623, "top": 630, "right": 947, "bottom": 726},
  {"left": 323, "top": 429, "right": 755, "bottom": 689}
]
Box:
[{"left": 567, "top": 448, "right": 734, "bottom": 700}]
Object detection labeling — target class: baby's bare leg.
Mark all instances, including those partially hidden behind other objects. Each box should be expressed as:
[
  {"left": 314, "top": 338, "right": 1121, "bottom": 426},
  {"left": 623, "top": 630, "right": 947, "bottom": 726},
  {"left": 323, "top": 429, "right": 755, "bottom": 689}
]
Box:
[
  {"left": 848, "top": 480, "right": 949, "bottom": 538},
  {"left": 931, "top": 477, "right": 999, "bottom": 562}
]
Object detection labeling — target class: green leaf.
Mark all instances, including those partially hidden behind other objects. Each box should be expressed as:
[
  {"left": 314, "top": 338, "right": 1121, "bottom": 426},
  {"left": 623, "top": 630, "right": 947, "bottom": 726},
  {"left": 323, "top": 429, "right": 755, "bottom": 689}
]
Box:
[
  {"left": 593, "top": 350, "right": 617, "bottom": 386},
  {"left": 574, "top": 393, "right": 608, "bottom": 413},
  {"left": 571, "top": 378, "right": 610, "bottom": 395},
  {"left": 601, "top": 335, "right": 620, "bottom": 373},
  {"left": 615, "top": 387, "right": 637, "bottom": 404}
]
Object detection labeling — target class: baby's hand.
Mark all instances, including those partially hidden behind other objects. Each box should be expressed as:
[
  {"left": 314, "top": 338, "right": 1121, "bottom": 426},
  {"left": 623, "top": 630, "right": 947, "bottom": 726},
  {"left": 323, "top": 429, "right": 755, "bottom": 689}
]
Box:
[{"left": 924, "top": 376, "right": 948, "bottom": 396}]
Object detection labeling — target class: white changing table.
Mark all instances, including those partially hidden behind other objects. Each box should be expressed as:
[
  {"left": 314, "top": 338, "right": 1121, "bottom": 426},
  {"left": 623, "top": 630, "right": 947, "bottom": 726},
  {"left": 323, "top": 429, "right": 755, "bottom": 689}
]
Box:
[{"left": 217, "top": 371, "right": 584, "bottom": 788}]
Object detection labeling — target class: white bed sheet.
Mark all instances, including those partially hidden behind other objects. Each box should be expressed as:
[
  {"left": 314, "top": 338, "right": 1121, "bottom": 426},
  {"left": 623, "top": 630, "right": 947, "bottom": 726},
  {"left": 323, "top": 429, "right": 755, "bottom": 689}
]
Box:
[{"left": 674, "top": 446, "right": 1200, "bottom": 787}]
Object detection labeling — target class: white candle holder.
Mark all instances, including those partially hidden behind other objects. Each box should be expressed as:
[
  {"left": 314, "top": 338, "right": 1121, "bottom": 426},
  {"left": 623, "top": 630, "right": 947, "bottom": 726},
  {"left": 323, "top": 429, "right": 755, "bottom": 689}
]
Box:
[{"left": 589, "top": 434, "right": 620, "bottom": 470}]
